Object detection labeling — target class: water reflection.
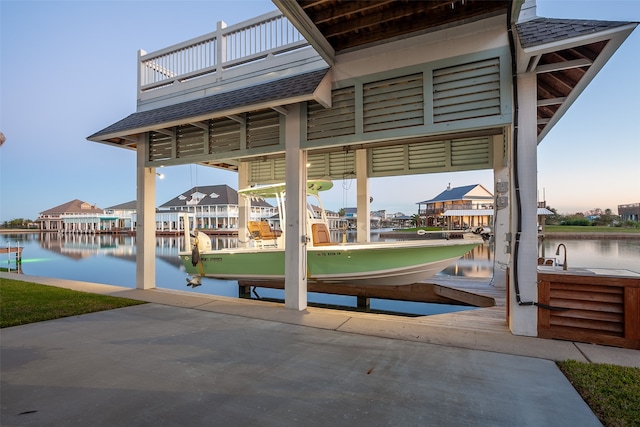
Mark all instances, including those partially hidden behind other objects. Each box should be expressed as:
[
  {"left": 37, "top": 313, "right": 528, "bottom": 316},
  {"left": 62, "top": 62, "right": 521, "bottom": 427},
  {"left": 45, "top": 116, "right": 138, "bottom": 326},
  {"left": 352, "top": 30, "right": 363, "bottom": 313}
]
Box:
[
  {"left": 2, "top": 232, "right": 638, "bottom": 315},
  {"left": 538, "top": 238, "right": 640, "bottom": 272},
  {"left": 439, "top": 243, "right": 493, "bottom": 278}
]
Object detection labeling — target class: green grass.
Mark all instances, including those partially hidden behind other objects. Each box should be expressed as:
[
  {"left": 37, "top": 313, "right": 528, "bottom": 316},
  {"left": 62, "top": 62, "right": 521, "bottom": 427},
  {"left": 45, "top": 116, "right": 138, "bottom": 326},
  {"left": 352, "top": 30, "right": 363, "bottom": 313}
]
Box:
[
  {"left": 558, "top": 360, "right": 640, "bottom": 426},
  {"left": 545, "top": 225, "right": 640, "bottom": 233},
  {"left": 0, "top": 278, "right": 146, "bottom": 328}
]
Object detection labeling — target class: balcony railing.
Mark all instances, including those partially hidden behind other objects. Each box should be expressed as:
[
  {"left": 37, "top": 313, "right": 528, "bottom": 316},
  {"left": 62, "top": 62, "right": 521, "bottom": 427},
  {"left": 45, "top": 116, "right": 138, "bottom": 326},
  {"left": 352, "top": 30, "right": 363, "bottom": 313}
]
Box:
[
  {"left": 419, "top": 204, "right": 493, "bottom": 216},
  {"left": 138, "top": 10, "right": 308, "bottom": 94}
]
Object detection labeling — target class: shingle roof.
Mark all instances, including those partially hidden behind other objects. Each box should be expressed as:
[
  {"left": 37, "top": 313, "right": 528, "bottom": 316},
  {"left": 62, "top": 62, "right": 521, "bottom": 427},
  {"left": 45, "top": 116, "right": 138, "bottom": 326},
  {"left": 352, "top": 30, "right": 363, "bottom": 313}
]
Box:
[
  {"left": 417, "top": 184, "right": 493, "bottom": 204},
  {"left": 106, "top": 200, "right": 137, "bottom": 210},
  {"left": 39, "top": 199, "right": 104, "bottom": 215},
  {"left": 516, "top": 18, "right": 633, "bottom": 49},
  {"left": 89, "top": 68, "right": 329, "bottom": 139},
  {"left": 160, "top": 185, "right": 273, "bottom": 208}
]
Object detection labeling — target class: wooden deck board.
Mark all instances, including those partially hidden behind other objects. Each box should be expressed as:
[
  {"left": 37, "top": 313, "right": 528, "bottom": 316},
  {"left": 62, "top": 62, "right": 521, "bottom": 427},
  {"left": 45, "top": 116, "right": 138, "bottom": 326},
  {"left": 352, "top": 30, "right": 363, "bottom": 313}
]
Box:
[
  {"left": 420, "top": 277, "right": 508, "bottom": 332},
  {"left": 243, "top": 276, "right": 509, "bottom": 333}
]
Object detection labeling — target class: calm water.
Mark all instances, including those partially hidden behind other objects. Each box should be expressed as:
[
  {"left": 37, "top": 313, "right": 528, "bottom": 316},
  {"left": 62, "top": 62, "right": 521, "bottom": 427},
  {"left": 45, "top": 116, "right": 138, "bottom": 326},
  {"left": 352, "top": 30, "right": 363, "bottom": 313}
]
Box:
[{"left": 2, "top": 232, "right": 638, "bottom": 316}]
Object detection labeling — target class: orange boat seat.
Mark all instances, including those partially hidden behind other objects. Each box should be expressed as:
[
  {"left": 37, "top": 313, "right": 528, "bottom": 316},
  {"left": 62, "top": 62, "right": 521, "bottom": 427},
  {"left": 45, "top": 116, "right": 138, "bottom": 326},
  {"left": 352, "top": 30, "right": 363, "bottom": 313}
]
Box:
[
  {"left": 248, "top": 221, "right": 277, "bottom": 240},
  {"left": 311, "top": 223, "right": 332, "bottom": 246}
]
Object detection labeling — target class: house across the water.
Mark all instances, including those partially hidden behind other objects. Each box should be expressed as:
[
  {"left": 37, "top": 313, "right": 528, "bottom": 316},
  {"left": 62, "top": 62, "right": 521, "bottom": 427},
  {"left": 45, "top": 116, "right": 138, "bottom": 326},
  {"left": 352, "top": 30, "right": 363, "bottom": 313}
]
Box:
[{"left": 418, "top": 184, "right": 494, "bottom": 229}]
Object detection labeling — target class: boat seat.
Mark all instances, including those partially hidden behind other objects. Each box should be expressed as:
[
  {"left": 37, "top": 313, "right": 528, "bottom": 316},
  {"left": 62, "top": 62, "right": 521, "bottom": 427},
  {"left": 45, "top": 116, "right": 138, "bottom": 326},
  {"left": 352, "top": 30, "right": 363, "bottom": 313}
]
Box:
[
  {"left": 311, "top": 223, "right": 332, "bottom": 246},
  {"left": 248, "top": 221, "right": 262, "bottom": 239},
  {"left": 248, "top": 221, "right": 277, "bottom": 240}
]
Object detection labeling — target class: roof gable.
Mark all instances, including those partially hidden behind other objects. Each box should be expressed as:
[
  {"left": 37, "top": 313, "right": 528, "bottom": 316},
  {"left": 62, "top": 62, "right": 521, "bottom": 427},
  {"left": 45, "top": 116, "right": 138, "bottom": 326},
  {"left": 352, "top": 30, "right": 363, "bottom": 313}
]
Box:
[
  {"left": 106, "top": 200, "right": 137, "bottom": 210},
  {"left": 418, "top": 184, "right": 493, "bottom": 204},
  {"left": 516, "top": 18, "right": 633, "bottom": 49},
  {"left": 160, "top": 185, "right": 273, "bottom": 208},
  {"left": 40, "top": 199, "right": 104, "bottom": 215}
]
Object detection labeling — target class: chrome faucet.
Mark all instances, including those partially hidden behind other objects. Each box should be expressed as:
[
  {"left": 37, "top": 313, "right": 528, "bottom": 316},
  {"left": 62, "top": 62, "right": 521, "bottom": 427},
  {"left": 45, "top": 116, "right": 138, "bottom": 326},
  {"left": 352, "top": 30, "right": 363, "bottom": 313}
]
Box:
[{"left": 555, "top": 243, "right": 568, "bottom": 270}]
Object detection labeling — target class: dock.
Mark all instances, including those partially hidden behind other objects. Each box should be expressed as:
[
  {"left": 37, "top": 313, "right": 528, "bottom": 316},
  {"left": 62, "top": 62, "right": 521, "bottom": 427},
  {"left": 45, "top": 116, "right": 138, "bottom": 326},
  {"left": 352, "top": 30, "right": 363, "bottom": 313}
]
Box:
[
  {"left": 239, "top": 276, "right": 507, "bottom": 331},
  {"left": 1, "top": 245, "right": 23, "bottom": 273},
  {"left": 1, "top": 245, "right": 23, "bottom": 261}
]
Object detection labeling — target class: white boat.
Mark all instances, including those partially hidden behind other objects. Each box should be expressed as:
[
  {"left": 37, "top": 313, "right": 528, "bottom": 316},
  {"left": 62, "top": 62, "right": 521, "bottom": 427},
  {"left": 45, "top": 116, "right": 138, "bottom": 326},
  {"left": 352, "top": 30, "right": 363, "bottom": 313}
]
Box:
[{"left": 179, "top": 180, "right": 481, "bottom": 287}]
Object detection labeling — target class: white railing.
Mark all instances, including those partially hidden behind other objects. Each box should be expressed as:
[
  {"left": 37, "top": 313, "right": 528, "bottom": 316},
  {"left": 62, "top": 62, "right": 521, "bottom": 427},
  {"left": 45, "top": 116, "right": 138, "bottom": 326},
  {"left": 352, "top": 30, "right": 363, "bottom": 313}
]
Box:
[{"left": 138, "top": 10, "right": 308, "bottom": 93}]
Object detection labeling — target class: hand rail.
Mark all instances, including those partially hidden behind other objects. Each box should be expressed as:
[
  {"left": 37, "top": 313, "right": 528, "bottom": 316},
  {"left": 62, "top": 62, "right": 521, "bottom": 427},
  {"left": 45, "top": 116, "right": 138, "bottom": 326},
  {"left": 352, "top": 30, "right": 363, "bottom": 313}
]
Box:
[{"left": 138, "top": 10, "right": 308, "bottom": 93}]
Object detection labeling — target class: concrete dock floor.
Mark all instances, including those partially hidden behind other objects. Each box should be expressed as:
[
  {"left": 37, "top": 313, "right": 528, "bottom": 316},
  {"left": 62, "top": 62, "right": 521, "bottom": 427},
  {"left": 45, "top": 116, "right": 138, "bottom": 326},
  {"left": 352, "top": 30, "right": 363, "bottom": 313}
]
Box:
[{"left": 2, "top": 273, "right": 639, "bottom": 426}]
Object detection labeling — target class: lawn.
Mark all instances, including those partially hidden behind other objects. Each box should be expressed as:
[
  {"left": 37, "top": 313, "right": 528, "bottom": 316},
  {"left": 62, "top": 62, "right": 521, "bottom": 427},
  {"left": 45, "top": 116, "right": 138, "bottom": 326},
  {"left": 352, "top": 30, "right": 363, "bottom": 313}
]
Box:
[
  {"left": 0, "top": 278, "right": 145, "bottom": 328},
  {"left": 558, "top": 360, "right": 640, "bottom": 426}
]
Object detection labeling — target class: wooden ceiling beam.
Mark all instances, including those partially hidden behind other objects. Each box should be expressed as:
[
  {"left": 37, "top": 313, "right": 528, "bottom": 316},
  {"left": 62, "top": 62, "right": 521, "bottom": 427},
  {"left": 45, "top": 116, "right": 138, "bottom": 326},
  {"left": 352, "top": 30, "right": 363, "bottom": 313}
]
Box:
[
  {"left": 537, "top": 97, "right": 566, "bottom": 107},
  {"left": 154, "top": 129, "right": 174, "bottom": 137},
  {"left": 306, "top": 0, "right": 397, "bottom": 25},
  {"left": 271, "top": 106, "right": 289, "bottom": 116},
  {"left": 320, "top": 2, "right": 443, "bottom": 39},
  {"left": 189, "top": 121, "right": 209, "bottom": 131},
  {"left": 226, "top": 114, "right": 245, "bottom": 124},
  {"left": 536, "top": 58, "right": 592, "bottom": 74}
]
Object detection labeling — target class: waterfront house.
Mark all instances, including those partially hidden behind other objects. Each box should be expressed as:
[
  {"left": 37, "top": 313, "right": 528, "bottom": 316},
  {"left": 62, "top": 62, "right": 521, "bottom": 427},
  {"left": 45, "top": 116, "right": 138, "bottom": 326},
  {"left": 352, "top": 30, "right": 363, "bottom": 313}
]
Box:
[
  {"left": 105, "top": 200, "right": 137, "bottom": 232},
  {"left": 88, "top": 0, "right": 637, "bottom": 338},
  {"left": 418, "top": 184, "right": 494, "bottom": 228},
  {"left": 618, "top": 202, "right": 640, "bottom": 222},
  {"left": 159, "top": 184, "right": 276, "bottom": 232},
  {"left": 37, "top": 199, "right": 115, "bottom": 233}
]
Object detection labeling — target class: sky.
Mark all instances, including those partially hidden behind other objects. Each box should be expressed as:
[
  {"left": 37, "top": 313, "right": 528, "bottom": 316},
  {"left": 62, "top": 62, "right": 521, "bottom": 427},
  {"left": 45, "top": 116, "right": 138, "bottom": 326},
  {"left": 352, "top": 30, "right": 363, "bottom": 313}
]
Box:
[{"left": 1, "top": 0, "right": 638, "bottom": 222}]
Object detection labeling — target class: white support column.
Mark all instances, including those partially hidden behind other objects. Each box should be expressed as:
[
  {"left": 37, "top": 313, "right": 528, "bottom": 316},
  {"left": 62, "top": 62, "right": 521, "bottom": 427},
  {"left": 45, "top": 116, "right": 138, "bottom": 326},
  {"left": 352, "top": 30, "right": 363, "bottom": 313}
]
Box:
[
  {"left": 136, "top": 135, "right": 156, "bottom": 290},
  {"left": 284, "top": 104, "right": 307, "bottom": 310},
  {"left": 509, "top": 72, "right": 538, "bottom": 336},
  {"left": 355, "top": 149, "right": 370, "bottom": 243},
  {"left": 237, "top": 162, "right": 250, "bottom": 247},
  {"left": 492, "top": 133, "right": 510, "bottom": 290}
]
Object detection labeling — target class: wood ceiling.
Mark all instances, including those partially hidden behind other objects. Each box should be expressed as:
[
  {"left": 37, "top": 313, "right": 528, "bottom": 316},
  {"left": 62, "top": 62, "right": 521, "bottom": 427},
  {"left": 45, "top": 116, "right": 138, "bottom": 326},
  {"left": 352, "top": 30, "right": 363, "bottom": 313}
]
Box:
[
  {"left": 534, "top": 40, "right": 606, "bottom": 135},
  {"left": 296, "top": 0, "right": 510, "bottom": 54}
]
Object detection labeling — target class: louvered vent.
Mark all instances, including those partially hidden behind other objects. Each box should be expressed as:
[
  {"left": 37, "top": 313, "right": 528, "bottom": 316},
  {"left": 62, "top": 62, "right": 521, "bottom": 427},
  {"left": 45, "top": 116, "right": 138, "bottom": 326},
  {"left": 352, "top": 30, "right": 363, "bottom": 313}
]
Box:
[
  {"left": 177, "top": 125, "right": 205, "bottom": 158},
  {"left": 307, "top": 151, "right": 355, "bottom": 179},
  {"left": 370, "top": 146, "right": 406, "bottom": 174},
  {"left": 149, "top": 131, "right": 173, "bottom": 161},
  {"left": 408, "top": 142, "right": 447, "bottom": 170},
  {"left": 273, "top": 158, "right": 286, "bottom": 180},
  {"left": 247, "top": 110, "right": 280, "bottom": 149},
  {"left": 433, "top": 58, "right": 501, "bottom": 123},
  {"left": 307, "top": 87, "right": 355, "bottom": 140},
  {"left": 370, "top": 137, "right": 491, "bottom": 177},
  {"left": 451, "top": 137, "right": 491, "bottom": 167},
  {"left": 210, "top": 118, "right": 241, "bottom": 154},
  {"left": 249, "top": 158, "right": 286, "bottom": 183},
  {"left": 363, "top": 73, "right": 424, "bottom": 132}
]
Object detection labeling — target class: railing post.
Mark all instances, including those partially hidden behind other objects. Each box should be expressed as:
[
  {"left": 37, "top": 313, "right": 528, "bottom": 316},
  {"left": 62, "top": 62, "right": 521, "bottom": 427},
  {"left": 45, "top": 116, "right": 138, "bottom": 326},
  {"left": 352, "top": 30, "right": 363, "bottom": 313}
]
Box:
[
  {"left": 137, "top": 49, "right": 147, "bottom": 100},
  {"left": 216, "top": 21, "right": 227, "bottom": 81}
]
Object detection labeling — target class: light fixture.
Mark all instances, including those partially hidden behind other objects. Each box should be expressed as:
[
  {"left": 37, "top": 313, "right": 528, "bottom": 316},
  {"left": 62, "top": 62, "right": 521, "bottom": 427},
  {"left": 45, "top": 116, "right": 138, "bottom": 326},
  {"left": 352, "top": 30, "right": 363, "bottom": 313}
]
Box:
[{"left": 156, "top": 173, "right": 165, "bottom": 179}]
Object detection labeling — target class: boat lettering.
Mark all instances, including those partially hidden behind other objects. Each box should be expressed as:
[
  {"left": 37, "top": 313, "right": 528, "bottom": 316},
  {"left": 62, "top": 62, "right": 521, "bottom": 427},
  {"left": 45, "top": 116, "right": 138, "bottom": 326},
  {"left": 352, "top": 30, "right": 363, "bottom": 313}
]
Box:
[{"left": 316, "top": 252, "right": 342, "bottom": 257}]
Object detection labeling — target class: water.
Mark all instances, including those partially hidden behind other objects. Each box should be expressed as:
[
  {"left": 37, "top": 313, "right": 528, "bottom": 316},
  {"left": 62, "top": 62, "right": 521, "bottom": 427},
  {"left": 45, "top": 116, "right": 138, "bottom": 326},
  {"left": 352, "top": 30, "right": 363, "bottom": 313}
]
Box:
[{"left": 2, "top": 232, "right": 638, "bottom": 316}]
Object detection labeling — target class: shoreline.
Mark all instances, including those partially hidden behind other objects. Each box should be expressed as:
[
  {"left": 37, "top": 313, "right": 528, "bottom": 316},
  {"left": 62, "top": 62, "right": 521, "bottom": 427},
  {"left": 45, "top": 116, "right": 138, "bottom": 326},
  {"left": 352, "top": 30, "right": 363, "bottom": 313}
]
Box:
[
  {"left": 541, "top": 232, "right": 640, "bottom": 240},
  {"left": 2, "top": 228, "right": 640, "bottom": 240},
  {"left": 382, "top": 230, "right": 640, "bottom": 240}
]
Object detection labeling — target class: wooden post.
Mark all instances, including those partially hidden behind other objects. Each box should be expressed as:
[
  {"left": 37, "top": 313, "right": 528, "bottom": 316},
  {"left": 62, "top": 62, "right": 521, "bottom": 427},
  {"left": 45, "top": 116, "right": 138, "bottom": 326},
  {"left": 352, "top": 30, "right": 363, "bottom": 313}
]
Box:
[
  {"left": 136, "top": 134, "right": 156, "bottom": 290},
  {"left": 509, "top": 72, "right": 538, "bottom": 336},
  {"left": 357, "top": 296, "right": 370, "bottom": 310},
  {"left": 355, "top": 149, "right": 370, "bottom": 243},
  {"left": 238, "top": 162, "right": 250, "bottom": 248},
  {"left": 284, "top": 103, "right": 307, "bottom": 310}
]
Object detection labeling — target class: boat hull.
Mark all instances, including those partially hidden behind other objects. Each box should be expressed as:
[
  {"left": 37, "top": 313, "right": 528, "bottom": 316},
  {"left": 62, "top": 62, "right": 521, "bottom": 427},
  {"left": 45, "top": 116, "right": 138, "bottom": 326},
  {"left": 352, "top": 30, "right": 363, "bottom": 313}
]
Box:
[{"left": 179, "top": 240, "right": 480, "bottom": 286}]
